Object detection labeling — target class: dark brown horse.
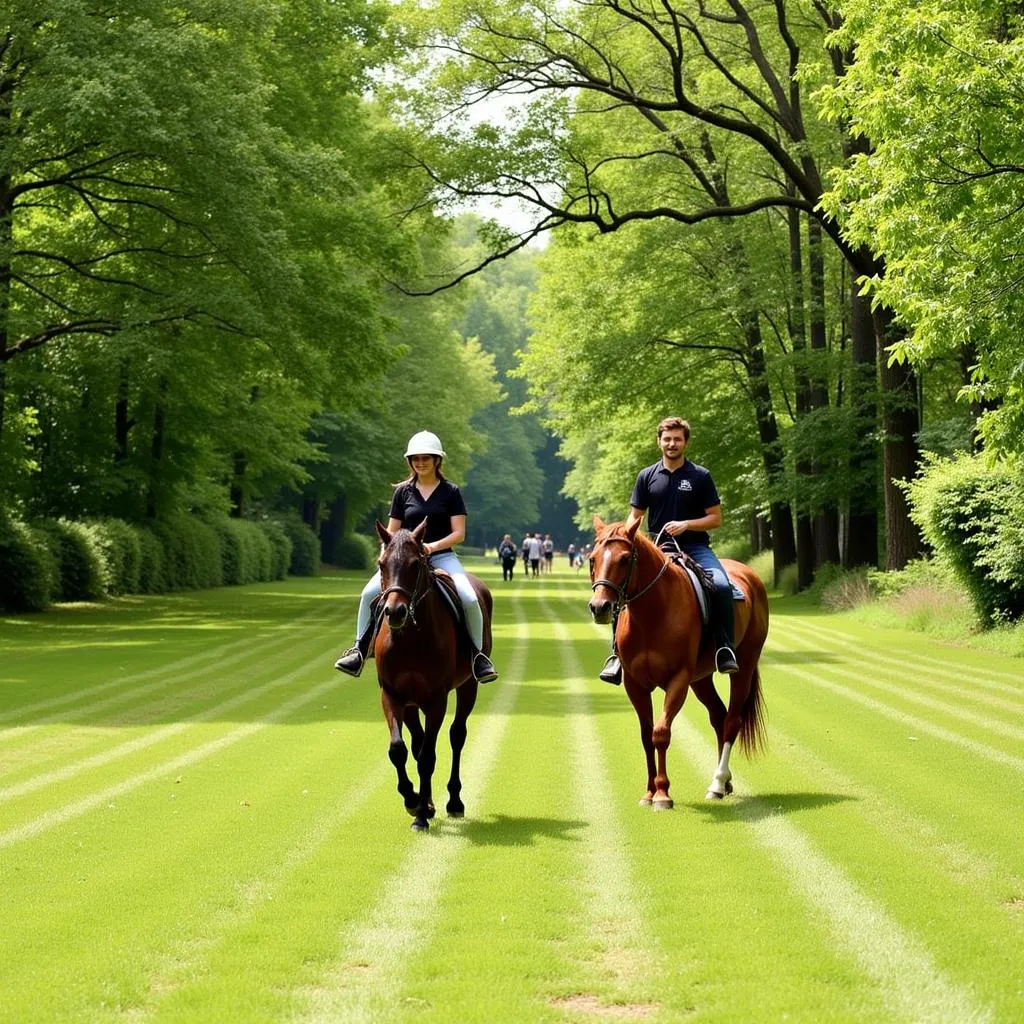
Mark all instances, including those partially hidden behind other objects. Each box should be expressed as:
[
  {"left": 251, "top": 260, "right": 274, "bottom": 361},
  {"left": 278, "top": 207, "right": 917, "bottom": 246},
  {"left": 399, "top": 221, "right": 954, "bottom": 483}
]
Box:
[
  {"left": 588, "top": 516, "right": 769, "bottom": 808},
  {"left": 372, "top": 519, "right": 494, "bottom": 831}
]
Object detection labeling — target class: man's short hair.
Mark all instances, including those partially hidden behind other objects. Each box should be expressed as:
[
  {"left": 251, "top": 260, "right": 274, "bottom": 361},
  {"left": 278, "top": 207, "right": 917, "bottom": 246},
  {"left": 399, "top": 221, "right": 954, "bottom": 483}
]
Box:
[{"left": 657, "top": 416, "right": 691, "bottom": 441}]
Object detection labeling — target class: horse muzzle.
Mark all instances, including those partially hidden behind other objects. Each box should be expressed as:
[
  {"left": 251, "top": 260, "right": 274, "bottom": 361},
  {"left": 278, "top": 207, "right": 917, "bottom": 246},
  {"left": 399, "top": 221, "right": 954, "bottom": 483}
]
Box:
[
  {"left": 589, "top": 596, "right": 613, "bottom": 624},
  {"left": 384, "top": 602, "right": 409, "bottom": 630}
]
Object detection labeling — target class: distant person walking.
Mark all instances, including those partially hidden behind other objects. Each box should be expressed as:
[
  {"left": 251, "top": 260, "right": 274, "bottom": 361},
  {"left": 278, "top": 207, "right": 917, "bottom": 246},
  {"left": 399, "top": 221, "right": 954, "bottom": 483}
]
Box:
[
  {"left": 527, "top": 532, "right": 543, "bottom": 577},
  {"left": 520, "top": 534, "right": 531, "bottom": 576},
  {"left": 498, "top": 534, "right": 517, "bottom": 581},
  {"left": 567, "top": 542, "right": 576, "bottom": 568},
  {"left": 542, "top": 534, "right": 554, "bottom": 573}
]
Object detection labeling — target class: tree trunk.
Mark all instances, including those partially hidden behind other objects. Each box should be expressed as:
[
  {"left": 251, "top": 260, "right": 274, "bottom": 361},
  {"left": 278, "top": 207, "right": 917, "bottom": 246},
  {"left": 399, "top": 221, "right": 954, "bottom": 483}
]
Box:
[
  {"left": 807, "top": 218, "right": 841, "bottom": 567},
  {"left": 845, "top": 274, "right": 880, "bottom": 567},
  {"left": 146, "top": 377, "right": 169, "bottom": 519},
  {"left": 787, "top": 206, "right": 815, "bottom": 590},
  {"left": 874, "top": 307, "right": 923, "bottom": 569},
  {"left": 742, "top": 312, "right": 797, "bottom": 583}
]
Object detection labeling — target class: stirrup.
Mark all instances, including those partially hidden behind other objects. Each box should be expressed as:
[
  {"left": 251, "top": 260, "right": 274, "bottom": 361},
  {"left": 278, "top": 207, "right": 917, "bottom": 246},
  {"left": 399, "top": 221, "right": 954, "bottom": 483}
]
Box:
[
  {"left": 472, "top": 651, "right": 498, "bottom": 684},
  {"left": 715, "top": 646, "right": 739, "bottom": 675},
  {"left": 598, "top": 654, "right": 622, "bottom": 685},
  {"left": 334, "top": 646, "right": 365, "bottom": 677}
]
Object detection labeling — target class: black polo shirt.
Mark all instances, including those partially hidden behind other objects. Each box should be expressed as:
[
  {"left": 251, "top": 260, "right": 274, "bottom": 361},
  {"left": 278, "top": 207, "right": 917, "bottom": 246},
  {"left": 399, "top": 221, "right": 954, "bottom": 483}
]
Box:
[
  {"left": 629, "top": 459, "right": 720, "bottom": 546},
  {"left": 389, "top": 480, "right": 467, "bottom": 544}
]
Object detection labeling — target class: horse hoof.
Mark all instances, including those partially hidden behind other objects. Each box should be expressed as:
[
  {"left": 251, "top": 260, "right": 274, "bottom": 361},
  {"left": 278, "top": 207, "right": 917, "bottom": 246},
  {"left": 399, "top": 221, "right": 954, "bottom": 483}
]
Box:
[
  {"left": 705, "top": 789, "right": 725, "bottom": 801},
  {"left": 652, "top": 799, "right": 674, "bottom": 811},
  {"left": 447, "top": 807, "right": 465, "bottom": 818},
  {"left": 411, "top": 819, "right": 429, "bottom": 832},
  {"left": 639, "top": 798, "right": 653, "bottom": 807}
]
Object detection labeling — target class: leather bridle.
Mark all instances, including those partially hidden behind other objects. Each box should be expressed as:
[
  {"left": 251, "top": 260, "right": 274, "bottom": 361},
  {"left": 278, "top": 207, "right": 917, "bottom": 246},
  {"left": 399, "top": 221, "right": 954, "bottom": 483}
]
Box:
[
  {"left": 379, "top": 551, "right": 431, "bottom": 628},
  {"left": 590, "top": 534, "right": 671, "bottom": 613}
]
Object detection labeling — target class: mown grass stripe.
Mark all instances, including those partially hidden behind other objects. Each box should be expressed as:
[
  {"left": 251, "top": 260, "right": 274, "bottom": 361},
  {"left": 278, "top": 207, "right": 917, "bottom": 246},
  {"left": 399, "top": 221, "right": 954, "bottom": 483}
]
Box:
[
  {"left": 777, "top": 616, "right": 1024, "bottom": 692},
  {"left": 767, "top": 637, "right": 1024, "bottom": 773},
  {"left": 765, "top": 635, "right": 1024, "bottom": 742},
  {"left": 0, "top": 603, "right": 337, "bottom": 731},
  {"left": 0, "top": 648, "right": 342, "bottom": 849},
  {"left": 667, "top": 711, "right": 995, "bottom": 1024},
  {"left": 776, "top": 618, "right": 1024, "bottom": 710},
  {"left": 292, "top": 597, "right": 529, "bottom": 1024},
  {"left": 0, "top": 608, "right": 341, "bottom": 756},
  {"left": 541, "top": 590, "right": 660, "bottom": 1002},
  {"left": 0, "top": 635, "right": 345, "bottom": 803},
  {"left": 761, "top": 718, "right": 1024, "bottom": 900}
]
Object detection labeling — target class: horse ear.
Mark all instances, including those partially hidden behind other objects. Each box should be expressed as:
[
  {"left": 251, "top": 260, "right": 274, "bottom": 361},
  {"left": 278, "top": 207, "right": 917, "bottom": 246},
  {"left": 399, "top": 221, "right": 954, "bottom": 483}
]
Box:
[
  {"left": 411, "top": 518, "right": 428, "bottom": 542},
  {"left": 626, "top": 517, "right": 642, "bottom": 540},
  {"left": 375, "top": 520, "right": 392, "bottom": 545},
  {"left": 593, "top": 515, "right": 606, "bottom": 533}
]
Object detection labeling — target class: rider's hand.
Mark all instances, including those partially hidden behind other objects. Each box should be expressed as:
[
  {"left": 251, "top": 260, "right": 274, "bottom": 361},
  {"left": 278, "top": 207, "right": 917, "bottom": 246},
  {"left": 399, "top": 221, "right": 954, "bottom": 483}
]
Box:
[
  {"left": 665, "top": 520, "right": 689, "bottom": 536},
  {"left": 423, "top": 542, "right": 434, "bottom": 555}
]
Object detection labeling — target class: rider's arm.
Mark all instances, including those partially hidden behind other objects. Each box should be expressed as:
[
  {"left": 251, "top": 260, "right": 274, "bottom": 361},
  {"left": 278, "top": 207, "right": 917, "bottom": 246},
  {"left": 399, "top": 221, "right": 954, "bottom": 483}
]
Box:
[
  {"left": 425, "top": 514, "right": 466, "bottom": 556},
  {"left": 626, "top": 506, "right": 646, "bottom": 530},
  {"left": 666, "top": 504, "right": 722, "bottom": 536},
  {"left": 387, "top": 517, "right": 403, "bottom": 534}
]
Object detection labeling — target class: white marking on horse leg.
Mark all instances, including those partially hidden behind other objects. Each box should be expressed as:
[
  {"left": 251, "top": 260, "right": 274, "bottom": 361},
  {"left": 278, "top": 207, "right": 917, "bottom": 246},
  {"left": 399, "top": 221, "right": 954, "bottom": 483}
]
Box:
[{"left": 706, "top": 740, "right": 733, "bottom": 798}]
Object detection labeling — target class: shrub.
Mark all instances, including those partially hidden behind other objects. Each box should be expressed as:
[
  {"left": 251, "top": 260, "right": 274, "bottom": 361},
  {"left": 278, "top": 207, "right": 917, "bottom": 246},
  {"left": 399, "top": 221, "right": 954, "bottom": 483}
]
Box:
[
  {"left": 332, "top": 533, "right": 375, "bottom": 571},
  {"left": 0, "top": 515, "right": 56, "bottom": 612},
  {"left": 258, "top": 520, "right": 292, "bottom": 580},
  {"left": 148, "top": 515, "right": 223, "bottom": 591},
  {"left": 818, "top": 568, "right": 875, "bottom": 612},
  {"left": 137, "top": 528, "right": 166, "bottom": 593},
  {"left": 278, "top": 516, "right": 319, "bottom": 576},
  {"left": 37, "top": 519, "right": 107, "bottom": 602},
  {"left": 905, "top": 453, "right": 1024, "bottom": 625},
  {"left": 89, "top": 519, "right": 143, "bottom": 595}
]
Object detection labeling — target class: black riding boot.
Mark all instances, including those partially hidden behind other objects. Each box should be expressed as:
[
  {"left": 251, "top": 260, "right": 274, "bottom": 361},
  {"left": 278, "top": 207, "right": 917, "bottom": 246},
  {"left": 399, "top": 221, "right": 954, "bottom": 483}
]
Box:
[
  {"left": 598, "top": 611, "right": 622, "bottom": 684},
  {"left": 334, "top": 620, "right": 375, "bottom": 677},
  {"left": 472, "top": 650, "right": 498, "bottom": 683},
  {"left": 714, "top": 584, "right": 739, "bottom": 674}
]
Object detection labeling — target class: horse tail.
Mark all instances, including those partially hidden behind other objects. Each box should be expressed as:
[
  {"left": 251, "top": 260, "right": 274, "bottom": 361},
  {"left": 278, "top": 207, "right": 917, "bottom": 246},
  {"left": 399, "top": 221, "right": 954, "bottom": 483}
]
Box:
[{"left": 737, "top": 667, "right": 767, "bottom": 758}]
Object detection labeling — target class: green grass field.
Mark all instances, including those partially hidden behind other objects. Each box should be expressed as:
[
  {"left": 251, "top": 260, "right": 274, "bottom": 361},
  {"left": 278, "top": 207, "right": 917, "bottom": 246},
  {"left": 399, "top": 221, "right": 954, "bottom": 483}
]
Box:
[{"left": 1, "top": 559, "right": 1021, "bottom": 1023}]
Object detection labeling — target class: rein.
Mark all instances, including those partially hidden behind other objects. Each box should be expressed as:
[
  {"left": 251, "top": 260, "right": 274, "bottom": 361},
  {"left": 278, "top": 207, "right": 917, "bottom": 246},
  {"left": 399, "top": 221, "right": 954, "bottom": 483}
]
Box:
[{"left": 591, "top": 535, "right": 672, "bottom": 612}]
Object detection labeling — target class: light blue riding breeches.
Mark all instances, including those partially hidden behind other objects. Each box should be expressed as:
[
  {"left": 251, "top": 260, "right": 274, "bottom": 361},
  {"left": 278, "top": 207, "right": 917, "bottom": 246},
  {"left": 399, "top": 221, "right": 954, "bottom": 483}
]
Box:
[{"left": 353, "top": 550, "right": 484, "bottom": 650}]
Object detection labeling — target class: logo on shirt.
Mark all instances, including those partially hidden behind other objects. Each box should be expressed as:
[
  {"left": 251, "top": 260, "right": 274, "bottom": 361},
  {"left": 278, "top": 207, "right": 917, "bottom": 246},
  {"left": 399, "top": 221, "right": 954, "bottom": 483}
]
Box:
[{"left": 678, "top": 480, "right": 693, "bottom": 491}]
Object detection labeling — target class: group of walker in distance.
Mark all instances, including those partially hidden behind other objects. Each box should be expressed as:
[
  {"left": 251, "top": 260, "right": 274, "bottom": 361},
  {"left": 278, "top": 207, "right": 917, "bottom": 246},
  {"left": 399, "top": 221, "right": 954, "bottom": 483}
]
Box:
[{"left": 334, "top": 419, "right": 769, "bottom": 829}]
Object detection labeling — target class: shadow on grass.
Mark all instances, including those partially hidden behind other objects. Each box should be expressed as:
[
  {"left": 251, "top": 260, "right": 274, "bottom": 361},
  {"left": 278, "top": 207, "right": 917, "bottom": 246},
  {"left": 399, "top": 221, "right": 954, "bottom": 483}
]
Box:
[
  {"left": 438, "top": 813, "right": 589, "bottom": 847},
  {"left": 684, "top": 790, "right": 856, "bottom": 822}
]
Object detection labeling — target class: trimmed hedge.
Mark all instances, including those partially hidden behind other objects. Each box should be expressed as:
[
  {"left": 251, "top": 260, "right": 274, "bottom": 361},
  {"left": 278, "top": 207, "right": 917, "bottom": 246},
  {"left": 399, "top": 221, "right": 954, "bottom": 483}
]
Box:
[
  {"left": 1, "top": 510, "right": 306, "bottom": 613},
  {"left": 0, "top": 516, "right": 56, "bottom": 613},
  {"left": 906, "top": 453, "right": 1024, "bottom": 625},
  {"left": 37, "top": 519, "right": 107, "bottom": 602},
  {"left": 331, "top": 533, "right": 375, "bottom": 571},
  {"left": 278, "top": 516, "right": 319, "bottom": 576}
]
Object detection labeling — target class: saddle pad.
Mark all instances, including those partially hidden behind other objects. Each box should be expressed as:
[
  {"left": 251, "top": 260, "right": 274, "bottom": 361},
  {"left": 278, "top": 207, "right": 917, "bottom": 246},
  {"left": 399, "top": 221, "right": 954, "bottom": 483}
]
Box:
[
  {"left": 431, "top": 569, "right": 465, "bottom": 628},
  {"left": 683, "top": 566, "right": 710, "bottom": 626}
]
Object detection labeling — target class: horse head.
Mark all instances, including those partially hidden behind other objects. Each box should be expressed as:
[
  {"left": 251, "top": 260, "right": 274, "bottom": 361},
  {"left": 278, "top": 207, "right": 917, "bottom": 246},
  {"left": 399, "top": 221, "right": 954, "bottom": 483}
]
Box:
[
  {"left": 588, "top": 515, "right": 642, "bottom": 623},
  {"left": 375, "top": 518, "right": 429, "bottom": 630}
]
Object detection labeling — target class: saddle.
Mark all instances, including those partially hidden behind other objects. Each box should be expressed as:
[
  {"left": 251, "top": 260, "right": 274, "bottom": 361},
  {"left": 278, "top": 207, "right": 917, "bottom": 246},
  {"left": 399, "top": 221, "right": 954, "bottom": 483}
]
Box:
[{"left": 666, "top": 550, "right": 714, "bottom": 627}]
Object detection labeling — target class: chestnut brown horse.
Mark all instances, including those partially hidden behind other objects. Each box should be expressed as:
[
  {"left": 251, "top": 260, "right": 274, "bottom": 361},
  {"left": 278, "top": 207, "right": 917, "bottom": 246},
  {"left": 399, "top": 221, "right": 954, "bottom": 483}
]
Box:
[
  {"left": 588, "top": 516, "right": 769, "bottom": 808},
  {"left": 372, "top": 519, "right": 494, "bottom": 831}
]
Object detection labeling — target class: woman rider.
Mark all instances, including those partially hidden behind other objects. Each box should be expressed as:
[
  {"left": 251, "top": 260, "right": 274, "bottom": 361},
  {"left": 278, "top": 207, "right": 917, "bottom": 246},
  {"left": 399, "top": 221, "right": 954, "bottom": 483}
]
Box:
[{"left": 334, "top": 430, "right": 498, "bottom": 684}]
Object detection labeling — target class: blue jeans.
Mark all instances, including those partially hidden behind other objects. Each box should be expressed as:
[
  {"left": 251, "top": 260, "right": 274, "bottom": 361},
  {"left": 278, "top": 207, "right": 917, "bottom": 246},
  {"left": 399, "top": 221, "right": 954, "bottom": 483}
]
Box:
[
  {"left": 354, "top": 550, "right": 484, "bottom": 649},
  {"left": 677, "top": 542, "right": 735, "bottom": 649}
]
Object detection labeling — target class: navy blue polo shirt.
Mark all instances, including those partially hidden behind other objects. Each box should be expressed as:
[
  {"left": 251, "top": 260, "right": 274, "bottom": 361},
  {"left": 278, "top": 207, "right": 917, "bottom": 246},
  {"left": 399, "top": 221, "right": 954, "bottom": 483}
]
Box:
[
  {"left": 629, "top": 459, "right": 721, "bottom": 546},
  {"left": 389, "top": 480, "right": 467, "bottom": 544}
]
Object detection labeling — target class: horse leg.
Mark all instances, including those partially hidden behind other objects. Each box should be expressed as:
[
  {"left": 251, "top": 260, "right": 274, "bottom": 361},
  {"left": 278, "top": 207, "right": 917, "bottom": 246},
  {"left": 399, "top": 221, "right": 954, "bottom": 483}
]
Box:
[
  {"left": 651, "top": 675, "right": 690, "bottom": 811},
  {"left": 446, "top": 681, "right": 479, "bottom": 817},
  {"left": 382, "top": 692, "right": 418, "bottom": 815},
  {"left": 411, "top": 700, "right": 446, "bottom": 832},
  {"left": 691, "top": 674, "right": 732, "bottom": 799},
  {"left": 404, "top": 704, "right": 425, "bottom": 761},
  {"left": 624, "top": 677, "right": 657, "bottom": 806}
]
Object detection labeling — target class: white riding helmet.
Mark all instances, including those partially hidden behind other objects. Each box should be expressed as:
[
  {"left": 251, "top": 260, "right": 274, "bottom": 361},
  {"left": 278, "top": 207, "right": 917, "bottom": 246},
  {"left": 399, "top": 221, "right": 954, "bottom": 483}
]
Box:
[{"left": 405, "top": 430, "right": 446, "bottom": 458}]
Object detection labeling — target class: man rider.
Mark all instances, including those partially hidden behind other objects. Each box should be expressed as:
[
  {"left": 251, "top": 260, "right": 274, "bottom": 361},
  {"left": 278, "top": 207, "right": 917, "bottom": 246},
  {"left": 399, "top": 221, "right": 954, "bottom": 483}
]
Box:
[{"left": 599, "top": 416, "right": 739, "bottom": 684}]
